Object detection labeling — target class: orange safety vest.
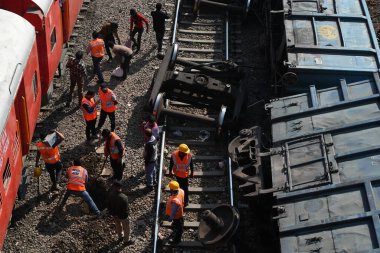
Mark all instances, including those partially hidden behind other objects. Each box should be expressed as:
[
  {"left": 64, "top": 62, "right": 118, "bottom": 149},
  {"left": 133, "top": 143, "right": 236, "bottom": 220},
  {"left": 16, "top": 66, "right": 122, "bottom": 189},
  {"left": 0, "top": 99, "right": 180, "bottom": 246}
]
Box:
[
  {"left": 172, "top": 150, "right": 192, "bottom": 178},
  {"left": 165, "top": 189, "right": 184, "bottom": 219},
  {"left": 81, "top": 97, "right": 97, "bottom": 121},
  {"left": 67, "top": 166, "right": 87, "bottom": 191},
  {"left": 89, "top": 38, "right": 105, "bottom": 58},
  {"left": 105, "top": 132, "right": 124, "bottom": 160},
  {"left": 99, "top": 88, "right": 117, "bottom": 113},
  {"left": 36, "top": 142, "right": 60, "bottom": 164}
]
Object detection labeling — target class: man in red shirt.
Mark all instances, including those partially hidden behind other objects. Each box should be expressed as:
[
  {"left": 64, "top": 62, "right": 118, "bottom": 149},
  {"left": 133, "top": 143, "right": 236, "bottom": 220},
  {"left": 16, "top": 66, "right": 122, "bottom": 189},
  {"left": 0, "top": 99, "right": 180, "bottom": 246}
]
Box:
[{"left": 130, "top": 8, "right": 149, "bottom": 53}]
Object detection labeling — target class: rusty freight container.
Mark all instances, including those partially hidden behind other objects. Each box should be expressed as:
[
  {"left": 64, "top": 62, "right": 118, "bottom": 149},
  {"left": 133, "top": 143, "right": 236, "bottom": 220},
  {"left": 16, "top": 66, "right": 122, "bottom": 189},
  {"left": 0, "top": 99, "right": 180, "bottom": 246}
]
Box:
[{"left": 268, "top": 0, "right": 380, "bottom": 93}]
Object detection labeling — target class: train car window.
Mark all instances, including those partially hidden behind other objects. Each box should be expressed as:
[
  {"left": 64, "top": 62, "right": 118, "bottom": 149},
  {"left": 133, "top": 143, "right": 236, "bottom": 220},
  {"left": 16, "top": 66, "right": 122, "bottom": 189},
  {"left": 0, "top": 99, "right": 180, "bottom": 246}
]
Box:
[
  {"left": 2, "top": 159, "right": 11, "bottom": 192},
  {"left": 12, "top": 131, "right": 20, "bottom": 165},
  {"left": 32, "top": 72, "right": 38, "bottom": 101},
  {"left": 50, "top": 27, "right": 56, "bottom": 51}
]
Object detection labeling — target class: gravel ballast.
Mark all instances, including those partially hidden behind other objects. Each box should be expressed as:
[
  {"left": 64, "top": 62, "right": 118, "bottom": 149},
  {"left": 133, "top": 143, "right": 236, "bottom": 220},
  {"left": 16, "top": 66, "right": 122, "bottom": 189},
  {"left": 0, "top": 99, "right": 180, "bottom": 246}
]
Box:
[{"left": 4, "top": 0, "right": 169, "bottom": 252}]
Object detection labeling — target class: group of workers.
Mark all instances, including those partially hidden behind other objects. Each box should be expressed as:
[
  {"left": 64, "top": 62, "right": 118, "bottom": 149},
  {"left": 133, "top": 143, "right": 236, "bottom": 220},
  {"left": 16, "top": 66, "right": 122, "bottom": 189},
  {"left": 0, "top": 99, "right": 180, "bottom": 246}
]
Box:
[
  {"left": 65, "top": 3, "right": 169, "bottom": 106},
  {"left": 35, "top": 125, "right": 191, "bottom": 245},
  {"left": 34, "top": 2, "right": 192, "bottom": 246}
]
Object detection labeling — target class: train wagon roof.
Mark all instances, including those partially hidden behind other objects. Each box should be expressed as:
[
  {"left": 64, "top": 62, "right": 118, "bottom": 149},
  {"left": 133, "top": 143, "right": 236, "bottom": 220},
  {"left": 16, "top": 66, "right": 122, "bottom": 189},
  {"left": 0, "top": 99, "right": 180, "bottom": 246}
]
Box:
[
  {"left": 268, "top": 73, "right": 380, "bottom": 192},
  {"left": 0, "top": 9, "right": 35, "bottom": 131},
  {"left": 32, "top": 0, "right": 54, "bottom": 16},
  {"left": 280, "top": 0, "right": 380, "bottom": 90}
]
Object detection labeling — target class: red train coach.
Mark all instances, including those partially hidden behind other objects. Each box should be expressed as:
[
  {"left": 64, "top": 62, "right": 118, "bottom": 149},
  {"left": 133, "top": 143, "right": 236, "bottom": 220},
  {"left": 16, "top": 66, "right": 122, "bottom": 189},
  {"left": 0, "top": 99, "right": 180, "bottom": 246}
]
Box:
[
  {"left": 61, "top": 0, "right": 85, "bottom": 43},
  {"left": 0, "top": 9, "right": 42, "bottom": 248},
  {"left": 0, "top": 0, "right": 63, "bottom": 103}
]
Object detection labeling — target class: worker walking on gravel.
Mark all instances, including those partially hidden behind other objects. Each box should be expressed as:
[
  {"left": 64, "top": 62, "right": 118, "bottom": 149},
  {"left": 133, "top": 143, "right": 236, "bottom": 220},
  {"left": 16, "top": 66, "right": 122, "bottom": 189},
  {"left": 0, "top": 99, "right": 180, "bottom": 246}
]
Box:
[
  {"left": 129, "top": 8, "right": 149, "bottom": 53},
  {"left": 142, "top": 114, "right": 159, "bottom": 143},
  {"left": 102, "top": 129, "right": 125, "bottom": 181},
  {"left": 66, "top": 50, "right": 87, "bottom": 107},
  {"left": 151, "top": 3, "right": 169, "bottom": 54},
  {"left": 81, "top": 90, "right": 99, "bottom": 141},
  {"left": 107, "top": 180, "right": 134, "bottom": 245},
  {"left": 168, "top": 144, "right": 194, "bottom": 206},
  {"left": 97, "top": 83, "right": 118, "bottom": 132},
  {"left": 61, "top": 159, "right": 102, "bottom": 217},
  {"left": 87, "top": 31, "right": 105, "bottom": 83},
  {"left": 109, "top": 42, "right": 133, "bottom": 80},
  {"left": 35, "top": 130, "right": 65, "bottom": 192},
  {"left": 165, "top": 181, "right": 184, "bottom": 244},
  {"left": 98, "top": 21, "right": 121, "bottom": 62},
  {"left": 143, "top": 129, "right": 158, "bottom": 189}
]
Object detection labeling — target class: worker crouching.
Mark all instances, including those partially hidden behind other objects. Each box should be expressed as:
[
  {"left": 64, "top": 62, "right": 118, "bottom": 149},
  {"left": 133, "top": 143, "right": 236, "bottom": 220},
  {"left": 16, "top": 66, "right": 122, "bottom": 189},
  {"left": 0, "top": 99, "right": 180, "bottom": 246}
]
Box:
[
  {"left": 165, "top": 181, "right": 185, "bottom": 244},
  {"left": 61, "top": 159, "right": 101, "bottom": 217}
]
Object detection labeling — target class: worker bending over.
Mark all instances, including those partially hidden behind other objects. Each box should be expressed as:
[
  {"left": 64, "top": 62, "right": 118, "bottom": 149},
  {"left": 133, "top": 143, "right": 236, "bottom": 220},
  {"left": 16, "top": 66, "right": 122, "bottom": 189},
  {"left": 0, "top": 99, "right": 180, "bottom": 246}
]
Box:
[
  {"left": 61, "top": 159, "right": 102, "bottom": 217},
  {"left": 102, "top": 129, "right": 125, "bottom": 181}
]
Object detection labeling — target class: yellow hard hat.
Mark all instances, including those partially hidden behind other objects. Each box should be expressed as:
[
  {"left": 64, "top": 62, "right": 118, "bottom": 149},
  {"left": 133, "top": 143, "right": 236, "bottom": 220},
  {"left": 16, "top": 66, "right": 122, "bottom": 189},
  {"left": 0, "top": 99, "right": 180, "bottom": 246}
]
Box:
[
  {"left": 178, "top": 144, "right": 190, "bottom": 154},
  {"left": 167, "top": 181, "right": 180, "bottom": 190},
  {"left": 34, "top": 167, "right": 42, "bottom": 177}
]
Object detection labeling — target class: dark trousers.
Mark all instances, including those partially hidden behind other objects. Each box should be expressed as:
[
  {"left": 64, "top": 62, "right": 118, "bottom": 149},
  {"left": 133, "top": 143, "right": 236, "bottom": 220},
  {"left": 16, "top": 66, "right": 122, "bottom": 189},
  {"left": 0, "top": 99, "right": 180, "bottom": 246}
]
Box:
[
  {"left": 45, "top": 161, "right": 63, "bottom": 188},
  {"left": 155, "top": 30, "right": 165, "bottom": 52},
  {"left": 104, "top": 34, "right": 116, "bottom": 59},
  {"left": 67, "top": 77, "right": 83, "bottom": 106},
  {"left": 172, "top": 218, "right": 184, "bottom": 241},
  {"left": 92, "top": 56, "right": 104, "bottom": 82},
  {"left": 111, "top": 158, "right": 124, "bottom": 180},
  {"left": 97, "top": 110, "right": 116, "bottom": 132},
  {"left": 175, "top": 176, "right": 189, "bottom": 205},
  {"left": 121, "top": 54, "right": 132, "bottom": 79},
  {"left": 85, "top": 119, "right": 97, "bottom": 140},
  {"left": 131, "top": 27, "right": 143, "bottom": 51}
]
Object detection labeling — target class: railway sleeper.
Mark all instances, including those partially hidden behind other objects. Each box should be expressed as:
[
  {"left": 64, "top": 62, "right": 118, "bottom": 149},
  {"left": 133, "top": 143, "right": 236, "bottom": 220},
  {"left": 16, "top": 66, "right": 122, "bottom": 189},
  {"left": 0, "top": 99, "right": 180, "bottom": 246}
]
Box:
[
  {"left": 164, "top": 186, "right": 225, "bottom": 193},
  {"left": 162, "top": 221, "right": 200, "bottom": 228},
  {"left": 165, "top": 171, "right": 225, "bottom": 177},
  {"left": 162, "top": 240, "right": 204, "bottom": 248}
]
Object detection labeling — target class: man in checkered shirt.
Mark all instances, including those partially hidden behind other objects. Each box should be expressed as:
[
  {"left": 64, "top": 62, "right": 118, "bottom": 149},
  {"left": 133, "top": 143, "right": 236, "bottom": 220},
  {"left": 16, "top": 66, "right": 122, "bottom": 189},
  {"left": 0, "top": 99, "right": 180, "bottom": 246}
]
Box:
[{"left": 66, "top": 51, "right": 87, "bottom": 107}]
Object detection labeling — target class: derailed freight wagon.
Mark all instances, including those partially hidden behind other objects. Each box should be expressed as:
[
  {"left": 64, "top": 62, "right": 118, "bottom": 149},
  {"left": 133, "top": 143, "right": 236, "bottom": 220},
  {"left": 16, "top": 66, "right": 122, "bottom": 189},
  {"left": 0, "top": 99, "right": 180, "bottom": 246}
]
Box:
[
  {"left": 266, "top": 0, "right": 380, "bottom": 94},
  {"left": 269, "top": 73, "right": 380, "bottom": 252},
  {"left": 229, "top": 73, "right": 380, "bottom": 251}
]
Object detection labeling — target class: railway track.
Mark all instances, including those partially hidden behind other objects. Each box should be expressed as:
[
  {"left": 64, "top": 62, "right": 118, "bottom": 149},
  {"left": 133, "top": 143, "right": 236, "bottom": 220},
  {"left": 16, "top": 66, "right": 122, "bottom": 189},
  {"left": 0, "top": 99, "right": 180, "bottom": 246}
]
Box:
[
  {"left": 151, "top": 0, "right": 250, "bottom": 252},
  {"left": 153, "top": 107, "right": 236, "bottom": 252},
  {"left": 163, "top": 0, "right": 247, "bottom": 63}
]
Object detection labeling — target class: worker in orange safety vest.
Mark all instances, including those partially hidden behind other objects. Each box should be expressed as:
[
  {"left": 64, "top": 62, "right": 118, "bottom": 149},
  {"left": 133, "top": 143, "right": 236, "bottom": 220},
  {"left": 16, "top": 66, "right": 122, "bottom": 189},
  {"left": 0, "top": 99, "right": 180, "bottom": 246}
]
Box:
[
  {"left": 102, "top": 129, "right": 125, "bottom": 180},
  {"left": 81, "top": 90, "right": 99, "bottom": 141},
  {"left": 168, "top": 144, "right": 194, "bottom": 206},
  {"left": 87, "top": 31, "right": 105, "bottom": 83},
  {"left": 60, "top": 159, "right": 101, "bottom": 217},
  {"left": 35, "top": 130, "right": 65, "bottom": 192},
  {"left": 165, "top": 180, "right": 184, "bottom": 244},
  {"left": 97, "top": 83, "right": 118, "bottom": 132}
]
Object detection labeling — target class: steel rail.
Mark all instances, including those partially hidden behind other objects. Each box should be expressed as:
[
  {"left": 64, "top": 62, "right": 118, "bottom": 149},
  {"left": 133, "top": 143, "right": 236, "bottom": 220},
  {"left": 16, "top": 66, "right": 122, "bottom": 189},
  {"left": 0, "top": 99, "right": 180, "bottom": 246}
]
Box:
[
  {"left": 171, "top": 0, "right": 182, "bottom": 45},
  {"left": 152, "top": 115, "right": 167, "bottom": 253},
  {"left": 225, "top": 12, "right": 236, "bottom": 253},
  {"left": 225, "top": 11, "right": 229, "bottom": 61}
]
